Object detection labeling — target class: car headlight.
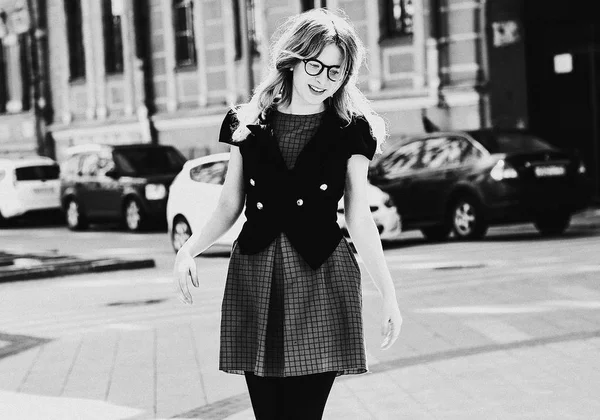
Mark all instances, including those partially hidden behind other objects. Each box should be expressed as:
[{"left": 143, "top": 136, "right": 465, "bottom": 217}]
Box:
[
  {"left": 578, "top": 161, "right": 587, "bottom": 174},
  {"left": 490, "top": 159, "right": 518, "bottom": 181},
  {"left": 145, "top": 184, "right": 167, "bottom": 200}
]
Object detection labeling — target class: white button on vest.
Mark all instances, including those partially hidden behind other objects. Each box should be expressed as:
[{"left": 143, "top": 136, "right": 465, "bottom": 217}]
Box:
[
  {"left": 250, "top": 178, "right": 255, "bottom": 186},
  {"left": 256, "top": 202, "right": 264, "bottom": 210},
  {"left": 296, "top": 199, "right": 304, "bottom": 206},
  {"left": 320, "top": 183, "right": 328, "bottom": 191}
]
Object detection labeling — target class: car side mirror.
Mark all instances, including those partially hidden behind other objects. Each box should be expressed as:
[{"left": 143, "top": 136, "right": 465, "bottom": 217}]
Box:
[{"left": 105, "top": 169, "right": 119, "bottom": 178}]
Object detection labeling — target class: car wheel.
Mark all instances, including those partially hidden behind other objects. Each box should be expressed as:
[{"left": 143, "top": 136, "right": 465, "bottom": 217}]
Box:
[
  {"left": 421, "top": 225, "right": 451, "bottom": 241},
  {"left": 450, "top": 196, "right": 488, "bottom": 240},
  {"left": 171, "top": 216, "right": 192, "bottom": 252},
  {"left": 534, "top": 212, "right": 571, "bottom": 236},
  {"left": 124, "top": 199, "right": 146, "bottom": 232},
  {"left": 65, "top": 199, "right": 88, "bottom": 231}
]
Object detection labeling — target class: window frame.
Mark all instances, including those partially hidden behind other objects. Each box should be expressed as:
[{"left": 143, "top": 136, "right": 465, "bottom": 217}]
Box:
[
  {"left": 384, "top": 0, "right": 414, "bottom": 38},
  {"left": 232, "top": 0, "right": 260, "bottom": 61},
  {"left": 64, "top": 0, "right": 86, "bottom": 81},
  {"left": 190, "top": 160, "right": 229, "bottom": 185},
  {"left": 102, "top": 0, "right": 124, "bottom": 75},
  {"left": 173, "top": 0, "right": 197, "bottom": 68}
]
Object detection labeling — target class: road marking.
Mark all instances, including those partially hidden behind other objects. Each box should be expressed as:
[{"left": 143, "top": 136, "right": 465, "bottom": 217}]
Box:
[{"left": 414, "top": 300, "right": 600, "bottom": 315}]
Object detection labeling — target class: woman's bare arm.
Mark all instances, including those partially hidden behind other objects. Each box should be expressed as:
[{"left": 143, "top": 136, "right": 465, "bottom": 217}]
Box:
[
  {"left": 180, "top": 146, "right": 245, "bottom": 258},
  {"left": 344, "top": 155, "right": 402, "bottom": 349},
  {"left": 174, "top": 146, "right": 245, "bottom": 303}
]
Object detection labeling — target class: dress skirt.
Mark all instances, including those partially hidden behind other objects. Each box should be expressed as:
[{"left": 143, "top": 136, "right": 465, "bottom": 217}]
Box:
[{"left": 219, "top": 232, "right": 367, "bottom": 377}]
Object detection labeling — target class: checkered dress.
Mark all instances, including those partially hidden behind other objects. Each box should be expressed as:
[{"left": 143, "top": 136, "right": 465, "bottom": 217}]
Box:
[{"left": 219, "top": 110, "right": 367, "bottom": 378}]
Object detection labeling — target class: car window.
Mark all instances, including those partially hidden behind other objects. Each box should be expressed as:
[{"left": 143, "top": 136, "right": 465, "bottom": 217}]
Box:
[
  {"left": 15, "top": 164, "right": 60, "bottom": 181},
  {"left": 80, "top": 154, "right": 101, "bottom": 177},
  {"left": 62, "top": 155, "right": 81, "bottom": 176},
  {"left": 421, "top": 137, "right": 458, "bottom": 169},
  {"left": 190, "top": 160, "right": 229, "bottom": 185},
  {"left": 113, "top": 147, "right": 186, "bottom": 176},
  {"left": 459, "top": 139, "right": 483, "bottom": 163},
  {"left": 379, "top": 141, "right": 423, "bottom": 178},
  {"left": 96, "top": 152, "right": 116, "bottom": 176}
]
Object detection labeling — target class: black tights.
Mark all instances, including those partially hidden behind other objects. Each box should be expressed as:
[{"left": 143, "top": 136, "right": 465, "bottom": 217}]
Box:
[{"left": 244, "top": 371, "right": 337, "bottom": 420}]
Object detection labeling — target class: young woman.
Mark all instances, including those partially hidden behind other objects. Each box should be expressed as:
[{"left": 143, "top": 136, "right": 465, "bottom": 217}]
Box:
[{"left": 174, "top": 8, "right": 402, "bottom": 419}]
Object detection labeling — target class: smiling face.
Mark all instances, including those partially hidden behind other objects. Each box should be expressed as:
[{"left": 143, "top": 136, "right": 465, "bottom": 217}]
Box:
[{"left": 289, "top": 43, "right": 345, "bottom": 114}]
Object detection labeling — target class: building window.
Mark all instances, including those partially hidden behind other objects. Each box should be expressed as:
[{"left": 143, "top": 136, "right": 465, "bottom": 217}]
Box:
[
  {"left": 103, "top": 0, "right": 124, "bottom": 74},
  {"left": 301, "top": 0, "right": 327, "bottom": 10},
  {"left": 386, "top": 0, "right": 414, "bottom": 36},
  {"left": 233, "top": 0, "right": 259, "bottom": 61},
  {"left": 173, "top": 0, "right": 196, "bottom": 67},
  {"left": 19, "top": 34, "right": 31, "bottom": 111},
  {"left": 65, "top": 0, "right": 86, "bottom": 79},
  {"left": 0, "top": 43, "right": 7, "bottom": 114}
]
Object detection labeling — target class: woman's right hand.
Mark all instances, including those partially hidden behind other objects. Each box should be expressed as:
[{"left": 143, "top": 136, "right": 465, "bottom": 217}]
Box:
[{"left": 173, "top": 246, "right": 198, "bottom": 305}]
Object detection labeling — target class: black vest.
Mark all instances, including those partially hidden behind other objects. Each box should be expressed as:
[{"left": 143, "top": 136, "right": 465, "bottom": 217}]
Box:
[{"left": 219, "top": 108, "right": 375, "bottom": 269}]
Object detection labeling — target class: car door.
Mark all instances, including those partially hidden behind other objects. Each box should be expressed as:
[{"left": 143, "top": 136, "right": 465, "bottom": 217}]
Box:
[
  {"left": 77, "top": 153, "right": 102, "bottom": 218},
  {"left": 411, "top": 136, "right": 463, "bottom": 222},
  {"left": 373, "top": 140, "right": 424, "bottom": 224},
  {"left": 79, "top": 152, "right": 119, "bottom": 219},
  {"left": 187, "top": 158, "right": 245, "bottom": 244},
  {"left": 94, "top": 151, "right": 123, "bottom": 218}
]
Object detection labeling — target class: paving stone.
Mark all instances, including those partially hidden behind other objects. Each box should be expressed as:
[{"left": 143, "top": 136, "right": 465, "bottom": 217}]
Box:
[
  {"left": 18, "top": 338, "right": 82, "bottom": 396},
  {"left": 61, "top": 331, "right": 119, "bottom": 400}
]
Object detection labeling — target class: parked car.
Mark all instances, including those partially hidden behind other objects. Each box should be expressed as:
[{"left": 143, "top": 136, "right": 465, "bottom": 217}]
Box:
[
  {"left": 60, "top": 143, "right": 187, "bottom": 231},
  {"left": 336, "top": 184, "right": 401, "bottom": 242},
  {"left": 167, "top": 153, "right": 401, "bottom": 252},
  {"left": 369, "top": 129, "right": 591, "bottom": 240},
  {"left": 0, "top": 156, "right": 61, "bottom": 223}
]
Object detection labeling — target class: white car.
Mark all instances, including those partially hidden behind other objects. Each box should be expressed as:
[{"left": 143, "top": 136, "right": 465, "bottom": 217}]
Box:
[
  {"left": 0, "top": 157, "right": 61, "bottom": 222},
  {"left": 167, "top": 153, "right": 245, "bottom": 252},
  {"left": 336, "top": 183, "right": 402, "bottom": 242},
  {"left": 166, "top": 153, "right": 401, "bottom": 252}
]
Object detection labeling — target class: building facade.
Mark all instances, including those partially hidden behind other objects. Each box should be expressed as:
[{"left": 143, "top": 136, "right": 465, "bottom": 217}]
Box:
[
  {"left": 42, "top": 0, "right": 493, "bottom": 162},
  {"left": 0, "top": 0, "right": 50, "bottom": 158},
  {"left": 21, "top": 0, "right": 600, "bottom": 199}
]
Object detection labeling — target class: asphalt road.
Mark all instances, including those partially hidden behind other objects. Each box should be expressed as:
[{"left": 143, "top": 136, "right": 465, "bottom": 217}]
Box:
[{"left": 1, "top": 215, "right": 600, "bottom": 418}]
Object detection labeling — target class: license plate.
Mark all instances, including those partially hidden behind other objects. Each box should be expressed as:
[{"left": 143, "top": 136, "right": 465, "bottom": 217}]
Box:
[
  {"left": 534, "top": 165, "right": 566, "bottom": 177},
  {"left": 33, "top": 187, "right": 54, "bottom": 193}
]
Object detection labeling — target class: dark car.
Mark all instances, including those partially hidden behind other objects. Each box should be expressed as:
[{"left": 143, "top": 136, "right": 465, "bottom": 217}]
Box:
[
  {"left": 369, "top": 130, "right": 591, "bottom": 240},
  {"left": 60, "top": 143, "right": 187, "bottom": 231}
]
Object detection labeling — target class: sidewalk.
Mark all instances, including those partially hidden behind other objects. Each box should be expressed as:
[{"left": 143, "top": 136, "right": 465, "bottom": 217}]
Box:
[
  {"left": 0, "top": 208, "right": 599, "bottom": 419},
  {"left": 0, "top": 251, "right": 155, "bottom": 283}
]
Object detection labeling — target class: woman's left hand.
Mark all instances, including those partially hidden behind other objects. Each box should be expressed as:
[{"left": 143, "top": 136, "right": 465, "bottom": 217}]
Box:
[{"left": 381, "top": 296, "right": 403, "bottom": 350}]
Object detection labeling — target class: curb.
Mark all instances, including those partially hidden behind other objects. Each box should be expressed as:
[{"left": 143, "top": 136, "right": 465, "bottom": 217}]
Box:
[{"left": 0, "top": 254, "right": 155, "bottom": 283}]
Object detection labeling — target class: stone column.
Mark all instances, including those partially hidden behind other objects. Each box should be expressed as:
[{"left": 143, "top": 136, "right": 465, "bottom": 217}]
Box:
[
  {"left": 254, "top": 0, "right": 269, "bottom": 81},
  {"left": 221, "top": 0, "right": 237, "bottom": 104},
  {"left": 161, "top": 0, "right": 178, "bottom": 112},
  {"left": 91, "top": 0, "right": 108, "bottom": 119},
  {"left": 193, "top": 0, "right": 208, "bottom": 106},
  {"left": 80, "top": 0, "right": 97, "bottom": 119},
  {"left": 54, "top": 0, "right": 72, "bottom": 123},
  {"left": 121, "top": 0, "right": 137, "bottom": 116},
  {"left": 412, "top": 0, "right": 426, "bottom": 89},
  {"left": 365, "top": 0, "right": 382, "bottom": 92},
  {"left": 2, "top": 34, "right": 23, "bottom": 113}
]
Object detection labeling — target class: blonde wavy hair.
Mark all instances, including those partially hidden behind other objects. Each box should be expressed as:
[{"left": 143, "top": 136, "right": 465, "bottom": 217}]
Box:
[{"left": 231, "top": 8, "right": 386, "bottom": 152}]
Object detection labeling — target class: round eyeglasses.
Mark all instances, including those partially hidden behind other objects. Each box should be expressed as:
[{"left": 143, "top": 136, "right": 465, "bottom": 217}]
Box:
[{"left": 303, "top": 59, "right": 343, "bottom": 82}]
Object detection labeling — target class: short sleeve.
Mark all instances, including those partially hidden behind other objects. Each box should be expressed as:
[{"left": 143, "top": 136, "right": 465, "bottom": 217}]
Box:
[
  {"left": 347, "top": 116, "right": 377, "bottom": 160},
  {"left": 218, "top": 109, "right": 240, "bottom": 146}
]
